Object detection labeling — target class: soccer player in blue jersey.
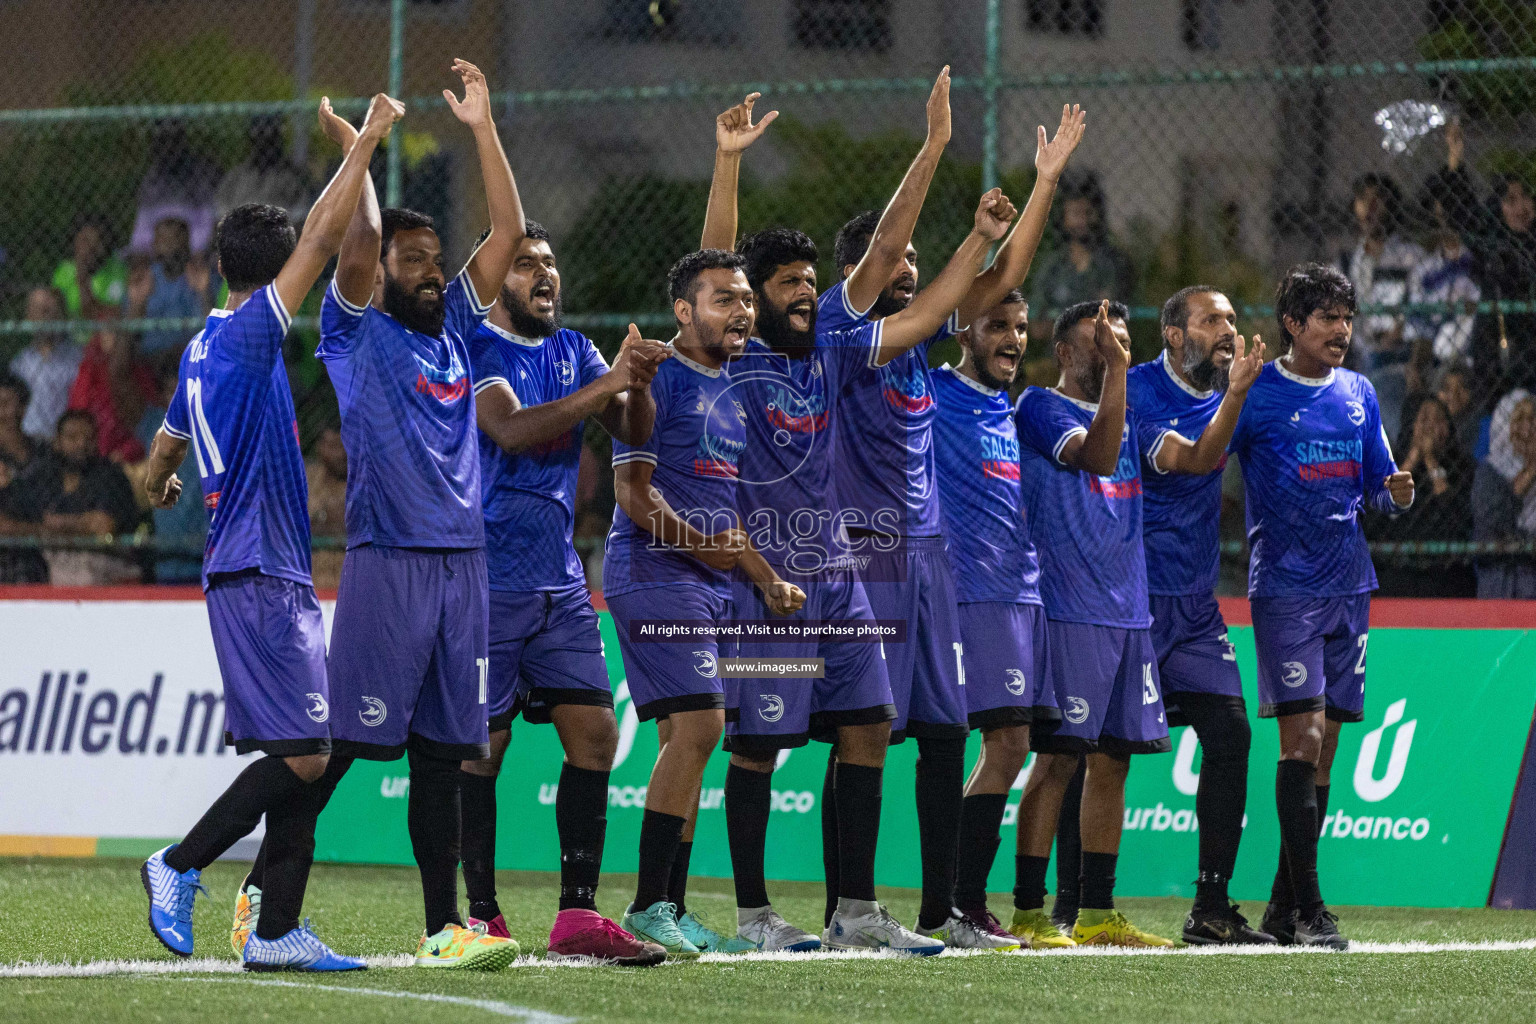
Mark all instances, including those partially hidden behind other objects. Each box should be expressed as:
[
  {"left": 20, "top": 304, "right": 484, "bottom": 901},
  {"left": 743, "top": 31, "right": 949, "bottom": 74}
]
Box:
[
  {"left": 606, "top": 249, "right": 807, "bottom": 958},
  {"left": 314, "top": 59, "right": 527, "bottom": 970},
  {"left": 1232, "top": 264, "right": 1414, "bottom": 949},
  {"left": 1128, "top": 285, "right": 1276, "bottom": 944},
  {"left": 137, "top": 93, "right": 402, "bottom": 970},
  {"left": 459, "top": 220, "right": 669, "bottom": 965}
]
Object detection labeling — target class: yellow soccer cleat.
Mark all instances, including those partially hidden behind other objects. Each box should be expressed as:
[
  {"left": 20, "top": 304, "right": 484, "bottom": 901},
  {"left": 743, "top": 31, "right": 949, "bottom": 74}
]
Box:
[
  {"left": 414, "top": 922, "right": 520, "bottom": 970},
  {"left": 1071, "top": 908, "right": 1175, "bottom": 948},
  {"left": 1008, "top": 907, "right": 1077, "bottom": 949},
  {"left": 231, "top": 883, "right": 260, "bottom": 956}
]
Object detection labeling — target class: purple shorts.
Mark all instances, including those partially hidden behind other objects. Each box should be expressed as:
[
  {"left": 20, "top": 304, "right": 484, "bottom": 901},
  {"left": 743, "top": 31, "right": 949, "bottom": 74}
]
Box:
[
  {"left": 487, "top": 584, "right": 613, "bottom": 732},
  {"left": 724, "top": 572, "right": 895, "bottom": 755},
  {"left": 859, "top": 536, "right": 968, "bottom": 742},
  {"left": 327, "top": 545, "right": 490, "bottom": 761},
  {"left": 206, "top": 572, "right": 330, "bottom": 756},
  {"left": 959, "top": 602, "right": 1057, "bottom": 730},
  {"left": 1033, "top": 620, "right": 1171, "bottom": 756},
  {"left": 1149, "top": 592, "right": 1244, "bottom": 725},
  {"left": 607, "top": 584, "right": 728, "bottom": 721},
  {"left": 1251, "top": 593, "right": 1370, "bottom": 722}
]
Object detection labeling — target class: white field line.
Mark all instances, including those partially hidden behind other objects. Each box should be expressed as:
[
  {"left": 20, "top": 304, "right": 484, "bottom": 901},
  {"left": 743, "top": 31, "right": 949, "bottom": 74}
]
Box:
[
  {"left": 178, "top": 978, "right": 576, "bottom": 1024},
  {"left": 5, "top": 938, "right": 1535, "bottom": 979}
]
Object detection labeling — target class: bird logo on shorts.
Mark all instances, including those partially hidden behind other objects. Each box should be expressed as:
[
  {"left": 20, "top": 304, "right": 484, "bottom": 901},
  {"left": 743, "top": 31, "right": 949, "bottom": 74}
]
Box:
[
  {"left": 1064, "top": 696, "right": 1090, "bottom": 724},
  {"left": 557, "top": 360, "right": 575, "bottom": 386},
  {"left": 759, "top": 694, "right": 785, "bottom": 722},
  {"left": 359, "top": 696, "right": 388, "bottom": 727},
  {"left": 1346, "top": 401, "right": 1366, "bottom": 425},
  {"left": 305, "top": 693, "right": 329, "bottom": 724},
  {"left": 1281, "top": 661, "right": 1309, "bottom": 688},
  {"left": 693, "top": 651, "right": 718, "bottom": 677},
  {"left": 1005, "top": 669, "right": 1027, "bottom": 696}
]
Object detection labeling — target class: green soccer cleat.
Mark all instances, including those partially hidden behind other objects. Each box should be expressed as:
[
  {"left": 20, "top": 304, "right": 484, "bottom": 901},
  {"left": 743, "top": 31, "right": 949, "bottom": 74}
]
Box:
[
  {"left": 413, "top": 922, "right": 519, "bottom": 970},
  {"left": 1008, "top": 907, "right": 1077, "bottom": 949},
  {"left": 622, "top": 901, "right": 700, "bottom": 959},
  {"left": 1071, "top": 908, "right": 1175, "bottom": 948},
  {"left": 676, "top": 909, "right": 731, "bottom": 953}
]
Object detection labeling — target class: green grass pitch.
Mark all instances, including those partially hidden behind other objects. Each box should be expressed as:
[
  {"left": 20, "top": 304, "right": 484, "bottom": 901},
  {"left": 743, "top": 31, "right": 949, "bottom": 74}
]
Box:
[{"left": 4, "top": 857, "right": 1536, "bottom": 1023}]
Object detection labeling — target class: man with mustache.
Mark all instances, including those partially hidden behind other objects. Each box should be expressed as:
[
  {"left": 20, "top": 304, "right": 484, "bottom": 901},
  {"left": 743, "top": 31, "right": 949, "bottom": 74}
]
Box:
[
  {"left": 1126, "top": 286, "right": 1271, "bottom": 944},
  {"left": 309, "top": 59, "right": 525, "bottom": 969},
  {"left": 1229, "top": 264, "right": 1414, "bottom": 949},
  {"left": 457, "top": 219, "right": 669, "bottom": 965},
  {"left": 603, "top": 249, "right": 805, "bottom": 957}
]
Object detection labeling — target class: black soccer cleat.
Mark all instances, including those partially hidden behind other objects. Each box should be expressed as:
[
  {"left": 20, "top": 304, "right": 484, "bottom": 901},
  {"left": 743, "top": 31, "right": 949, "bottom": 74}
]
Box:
[
  {"left": 1293, "top": 907, "right": 1349, "bottom": 950},
  {"left": 1261, "top": 901, "right": 1297, "bottom": 946},
  {"left": 1183, "top": 902, "right": 1277, "bottom": 946}
]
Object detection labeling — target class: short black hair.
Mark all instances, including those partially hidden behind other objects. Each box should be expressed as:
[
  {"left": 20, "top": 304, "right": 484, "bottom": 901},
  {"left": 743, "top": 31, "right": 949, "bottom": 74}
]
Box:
[
  {"left": 1352, "top": 172, "right": 1404, "bottom": 232},
  {"left": 736, "top": 228, "right": 818, "bottom": 292},
  {"left": 1275, "top": 262, "right": 1355, "bottom": 349},
  {"left": 215, "top": 203, "right": 296, "bottom": 292},
  {"left": 999, "top": 288, "right": 1026, "bottom": 307},
  {"left": 1160, "top": 284, "right": 1222, "bottom": 337},
  {"left": 833, "top": 210, "right": 880, "bottom": 274},
  {"left": 668, "top": 248, "right": 748, "bottom": 306},
  {"left": 0, "top": 371, "right": 31, "bottom": 415},
  {"left": 1053, "top": 299, "right": 1128, "bottom": 343},
  {"left": 57, "top": 407, "right": 95, "bottom": 435},
  {"left": 474, "top": 219, "right": 548, "bottom": 249},
  {"left": 380, "top": 208, "right": 436, "bottom": 258}
]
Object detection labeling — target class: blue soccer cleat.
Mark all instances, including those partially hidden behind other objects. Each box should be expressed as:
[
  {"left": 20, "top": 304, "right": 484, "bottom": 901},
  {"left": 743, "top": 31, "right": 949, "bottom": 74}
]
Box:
[
  {"left": 243, "top": 920, "right": 368, "bottom": 972},
  {"left": 141, "top": 844, "right": 207, "bottom": 958}
]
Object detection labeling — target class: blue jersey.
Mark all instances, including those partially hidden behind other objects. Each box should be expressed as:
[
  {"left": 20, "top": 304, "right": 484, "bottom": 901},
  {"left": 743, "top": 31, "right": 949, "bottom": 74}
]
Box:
[
  {"left": 318, "top": 272, "right": 493, "bottom": 549},
  {"left": 931, "top": 366, "right": 1040, "bottom": 606},
  {"left": 1228, "top": 360, "right": 1402, "bottom": 598},
  {"left": 731, "top": 326, "right": 880, "bottom": 576},
  {"left": 1016, "top": 387, "right": 1164, "bottom": 628},
  {"left": 470, "top": 323, "right": 609, "bottom": 592},
  {"left": 603, "top": 349, "right": 746, "bottom": 597},
  {"left": 162, "top": 286, "right": 309, "bottom": 589},
  {"left": 815, "top": 279, "right": 873, "bottom": 338},
  {"left": 1127, "top": 352, "right": 1226, "bottom": 597}
]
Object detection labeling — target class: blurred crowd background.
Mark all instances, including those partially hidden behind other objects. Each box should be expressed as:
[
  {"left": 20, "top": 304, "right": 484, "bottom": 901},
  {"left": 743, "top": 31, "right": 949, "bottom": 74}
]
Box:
[{"left": 1, "top": 0, "right": 1534, "bottom": 598}]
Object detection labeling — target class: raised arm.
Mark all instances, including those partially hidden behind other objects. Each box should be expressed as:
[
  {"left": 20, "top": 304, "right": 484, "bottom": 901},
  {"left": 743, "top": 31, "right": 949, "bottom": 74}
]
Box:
[
  {"left": 701, "top": 93, "right": 778, "bottom": 251},
  {"left": 957, "top": 104, "right": 1085, "bottom": 326},
  {"left": 842, "top": 67, "right": 951, "bottom": 316},
  {"left": 144, "top": 428, "right": 189, "bottom": 510},
  {"left": 274, "top": 94, "right": 401, "bottom": 316},
  {"left": 1153, "top": 335, "right": 1266, "bottom": 475},
  {"left": 1059, "top": 302, "right": 1129, "bottom": 476},
  {"left": 874, "top": 188, "right": 1015, "bottom": 363},
  {"left": 445, "top": 59, "right": 526, "bottom": 304}
]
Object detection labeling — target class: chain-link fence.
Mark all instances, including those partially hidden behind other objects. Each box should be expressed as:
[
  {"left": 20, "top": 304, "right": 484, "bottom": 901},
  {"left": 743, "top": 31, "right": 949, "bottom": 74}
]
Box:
[{"left": 0, "top": 0, "right": 1533, "bottom": 595}]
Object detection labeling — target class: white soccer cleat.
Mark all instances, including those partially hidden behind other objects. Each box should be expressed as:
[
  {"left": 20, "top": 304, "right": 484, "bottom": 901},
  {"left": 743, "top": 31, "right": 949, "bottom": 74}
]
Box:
[
  {"left": 915, "top": 908, "right": 1021, "bottom": 951},
  {"left": 728, "top": 906, "right": 822, "bottom": 952},
  {"left": 821, "top": 899, "right": 946, "bottom": 956}
]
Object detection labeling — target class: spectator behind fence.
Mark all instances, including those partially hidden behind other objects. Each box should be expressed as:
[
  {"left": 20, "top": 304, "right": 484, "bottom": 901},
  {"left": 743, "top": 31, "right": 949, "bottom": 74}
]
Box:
[
  {"left": 1027, "top": 170, "right": 1133, "bottom": 339},
  {"left": 129, "top": 120, "right": 219, "bottom": 256},
  {"left": 1410, "top": 169, "right": 1481, "bottom": 368},
  {"left": 133, "top": 363, "right": 204, "bottom": 584},
  {"left": 4, "top": 409, "right": 141, "bottom": 585},
  {"left": 0, "top": 374, "right": 47, "bottom": 583},
  {"left": 1340, "top": 173, "right": 1426, "bottom": 441},
  {"left": 126, "top": 217, "right": 215, "bottom": 363},
  {"left": 51, "top": 214, "right": 128, "bottom": 321},
  {"left": 215, "top": 116, "right": 311, "bottom": 223},
  {"left": 10, "top": 286, "right": 84, "bottom": 441},
  {"left": 1469, "top": 174, "right": 1536, "bottom": 400},
  {"left": 1372, "top": 394, "right": 1476, "bottom": 596},
  {"left": 305, "top": 425, "right": 347, "bottom": 591},
  {"left": 67, "top": 327, "right": 157, "bottom": 463},
  {"left": 1473, "top": 389, "right": 1536, "bottom": 598}
]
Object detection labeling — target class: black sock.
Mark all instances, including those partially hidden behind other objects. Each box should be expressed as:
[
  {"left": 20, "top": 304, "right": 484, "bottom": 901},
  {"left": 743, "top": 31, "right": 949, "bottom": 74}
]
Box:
[
  {"left": 1184, "top": 698, "right": 1251, "bottom": 910},
  {"left": 1052, "top": 757, "right": 1085, "bottom": 917},
  {"left": 458, "top": 769, "right": 499, "bottom": 919},
  {"left": 167, "top": 756, "right": 307, "bottom": 872},
  {"left": 821, "top": 754, "right": 839, "bottom": 926},
  {"left": 1269, "top": 842, "right": 1294, "bottom": 909},
  {"left": 1080, "top": 851, "right": 1118, "bottom": 910},
  {"left": 246, "top": 837, "right": 267, "bottom": 891},
  {"left": 407, "top": 748, "right": 464, "bottom": 934},
  {"left": 834, "top": 762, "right": 882, "bottom": 905},
  {"left": 1276, "top": 759, "right": 1323, "bottom": 914},
  {"left": 669, "top": 841, "right": 693, "bottom": 916},
  {"left": 955, "top": 793, "right": 1008, "bottom": 915},
  {"left": 914, "top": 736, "right": 965, "bottom": 930},
  {"left": 726, "top": 763, "right": 773, "bottom": 909},
  {"left": 1013, "top": 854, "right": 1050, "bottom": 911},
  {"left": 255, "top": 755, "right": 351, "bottom": 940},
  {"left": 1315, "top": 783, "right": 1331, "bottom": 841},
  {"left": 556, "top": 763, "right": 609, "bottom": 911},
  {"left": 634, "top": 809, "right": 685, "bottom": 911}
]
